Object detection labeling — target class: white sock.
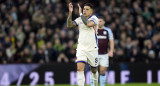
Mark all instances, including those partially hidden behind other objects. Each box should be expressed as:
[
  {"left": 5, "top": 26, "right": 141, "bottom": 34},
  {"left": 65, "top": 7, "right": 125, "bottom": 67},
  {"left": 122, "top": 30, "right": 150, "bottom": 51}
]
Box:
[
  {"left": 90, "top": 74, "right": 94, "bottom": 86},
  {"left": 100, "top": 74, "right": 106, "bottom": 86},
  {"left": 77, "top": 71, "right": 85, "bottom": 86},
  {"left": 91, "top": 71, "right": 98, "bottom": 86}
]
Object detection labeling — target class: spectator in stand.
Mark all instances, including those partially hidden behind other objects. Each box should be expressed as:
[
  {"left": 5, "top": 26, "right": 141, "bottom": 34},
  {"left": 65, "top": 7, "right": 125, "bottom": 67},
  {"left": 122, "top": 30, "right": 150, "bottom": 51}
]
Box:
[{"left": 0, "top": 0, "right": 159, "bottom": 64}]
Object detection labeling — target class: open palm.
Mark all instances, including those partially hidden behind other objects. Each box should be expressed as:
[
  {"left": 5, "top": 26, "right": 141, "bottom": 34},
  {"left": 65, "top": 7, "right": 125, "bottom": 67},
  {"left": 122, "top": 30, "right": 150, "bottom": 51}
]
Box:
[{"left": 68, "top": 3, "right": 73, "bottom": 13}]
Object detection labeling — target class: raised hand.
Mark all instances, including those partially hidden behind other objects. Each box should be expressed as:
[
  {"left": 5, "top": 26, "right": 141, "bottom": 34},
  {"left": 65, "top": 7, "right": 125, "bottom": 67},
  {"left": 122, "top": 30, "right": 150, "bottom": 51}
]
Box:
[
  {"left": 68, "top": 3, "right": 73, "bottom": 14},
  {"left": 77, "top": 3, "right": 82, "bottom": 15}
]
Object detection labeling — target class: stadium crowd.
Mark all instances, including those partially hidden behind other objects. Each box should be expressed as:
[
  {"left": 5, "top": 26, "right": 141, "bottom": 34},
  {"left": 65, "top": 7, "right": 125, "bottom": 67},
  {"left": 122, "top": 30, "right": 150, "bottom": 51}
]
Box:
[{"left": 0, "top": 0, "right": 160, "bottom": 64}]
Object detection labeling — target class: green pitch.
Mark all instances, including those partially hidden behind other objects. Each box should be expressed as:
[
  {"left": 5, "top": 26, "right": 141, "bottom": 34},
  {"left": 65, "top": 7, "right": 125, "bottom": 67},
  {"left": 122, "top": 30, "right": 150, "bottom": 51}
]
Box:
[{"left": 11, "top": 83, "right": 160, "bottom": 86}]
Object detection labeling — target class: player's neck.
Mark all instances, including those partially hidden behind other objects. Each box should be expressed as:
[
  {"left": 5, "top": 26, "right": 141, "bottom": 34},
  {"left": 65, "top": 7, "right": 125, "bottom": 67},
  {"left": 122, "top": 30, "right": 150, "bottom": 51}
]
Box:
[
  {"left": 99, "top": 26, "right": 104, "bottom": 29},
  {"left": 85, "top": 14, "right": 92, "bottom": 19}
]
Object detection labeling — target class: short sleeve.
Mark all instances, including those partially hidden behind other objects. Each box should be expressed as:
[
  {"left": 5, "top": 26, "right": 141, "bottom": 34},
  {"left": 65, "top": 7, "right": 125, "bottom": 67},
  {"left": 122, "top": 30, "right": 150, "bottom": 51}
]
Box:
[
  {"left": 90, "top": 16, "right": 98, "bottom": 25},
  {"left": 104, "top": 27, "right": 114, "bottom": 40},
  {"left": 108, "top": 29, "right": 114, "bottom": 40},
  {"left": 74, "top": 17, "right": 80, "bottom": 26}
]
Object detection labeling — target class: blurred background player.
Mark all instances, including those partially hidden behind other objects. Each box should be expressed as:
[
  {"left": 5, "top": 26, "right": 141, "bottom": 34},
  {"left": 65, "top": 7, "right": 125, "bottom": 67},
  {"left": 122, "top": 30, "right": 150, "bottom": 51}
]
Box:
[
  {"left": 90, "top": 16, "right": 114, "bottom": 86},
  {"left": 67, "top": 2, "right": 99, "bottom": 86}
]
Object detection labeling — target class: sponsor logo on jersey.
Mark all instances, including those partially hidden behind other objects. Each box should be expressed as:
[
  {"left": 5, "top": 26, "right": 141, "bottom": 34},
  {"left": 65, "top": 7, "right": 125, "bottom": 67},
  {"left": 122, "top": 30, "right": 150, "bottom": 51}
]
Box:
[{"left": 97, "top": 35, "right": 107, "bottom": 39}]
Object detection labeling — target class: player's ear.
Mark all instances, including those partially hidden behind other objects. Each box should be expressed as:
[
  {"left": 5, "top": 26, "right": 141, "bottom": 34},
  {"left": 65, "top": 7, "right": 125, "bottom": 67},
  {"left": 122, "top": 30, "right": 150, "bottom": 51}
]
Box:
[
  {"left": 103, "top": 20, "right": 106, "bottom": 25},
  {"left": 104, "top": 20, "right": 106, "bottom": 23},
  {"left": 91, "top": 9, "right": 93, "bottom": 14}
]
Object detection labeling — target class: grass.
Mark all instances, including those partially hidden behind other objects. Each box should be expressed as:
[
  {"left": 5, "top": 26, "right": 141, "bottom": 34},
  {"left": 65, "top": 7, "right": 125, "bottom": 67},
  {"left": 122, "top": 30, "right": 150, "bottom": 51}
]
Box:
[{"left": 11, "top": 83, "right": 160, "bottom": 86}]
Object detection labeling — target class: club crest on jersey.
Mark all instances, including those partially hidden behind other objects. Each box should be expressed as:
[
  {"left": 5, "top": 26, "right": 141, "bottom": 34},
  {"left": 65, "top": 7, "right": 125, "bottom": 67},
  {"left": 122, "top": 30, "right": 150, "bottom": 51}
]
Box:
[{"left": 103, "top": 31, "right": 107, "bottom": 35}]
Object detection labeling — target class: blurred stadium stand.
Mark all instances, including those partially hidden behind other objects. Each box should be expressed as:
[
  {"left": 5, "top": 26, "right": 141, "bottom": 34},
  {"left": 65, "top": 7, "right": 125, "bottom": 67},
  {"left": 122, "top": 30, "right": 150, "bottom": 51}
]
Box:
[{"left": 0, "top": 0, "right": 160, "bottom": 64}]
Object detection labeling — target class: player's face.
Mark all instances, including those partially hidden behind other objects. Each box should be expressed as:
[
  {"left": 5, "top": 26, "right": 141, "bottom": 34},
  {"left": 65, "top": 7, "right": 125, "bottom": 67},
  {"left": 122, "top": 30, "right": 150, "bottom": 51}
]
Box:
[
  {"left": 83, "top": 6, "right": 93, "bottom": 17},
  {"left": 98, "top": 18, "right": 105, "bottom": 28}
]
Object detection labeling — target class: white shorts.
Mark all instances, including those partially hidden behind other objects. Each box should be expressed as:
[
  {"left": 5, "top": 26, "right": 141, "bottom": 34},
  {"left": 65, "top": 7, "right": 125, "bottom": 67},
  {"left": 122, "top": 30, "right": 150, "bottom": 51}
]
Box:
[
  {"left": 75, "top": 50, "right": 99, "bottom": 67},
  {"left": 99, "top": 54, "right": 109, "bottom": 67}
]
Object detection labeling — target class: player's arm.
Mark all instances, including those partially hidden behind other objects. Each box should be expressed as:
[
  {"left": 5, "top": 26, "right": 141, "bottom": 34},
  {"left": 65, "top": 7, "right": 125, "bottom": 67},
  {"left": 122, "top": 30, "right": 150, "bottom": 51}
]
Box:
[
  {"left": 67, "top": 3, "right": 76, "bottom": 28},
  {"left": 80, "top": 15, "right": 95, "bottom": 27},
  {"left": 109, "top": 39, "right": 114, "bottom": 53},
  {"left": 108, "top": 29, "right": 114, "bottom": 57},
  {"left": 67, "top": 13, "right": 76, "bottom": 28}
]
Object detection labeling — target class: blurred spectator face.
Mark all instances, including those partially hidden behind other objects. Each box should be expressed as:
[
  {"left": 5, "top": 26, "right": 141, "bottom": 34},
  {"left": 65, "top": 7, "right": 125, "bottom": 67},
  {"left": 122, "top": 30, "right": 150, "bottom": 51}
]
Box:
[
  {"left": 115, "top": 18, "right": 120, "bottom": 25},
  {"left": 5, "top": 36, "right": 11, "bottom": 43},
  {"left": 140, "top": 23, "right": 145, "bottom": 30},
  {"left": 98, "top": 18, "right": 105, "bottom": 29},
  {"left": 55, "top": 38, "right": 61, "bottom": 45},
  {"left": 110, "top": 0, "right": 115, "bottom": 7},
  {"left": 83, "top": 6, "right": 93, "bottom": 17},
  {"left": 13, "top": 20, "right": 19, "bottom": 27},
  {"left": 105, "top": 15, "right": 111, "bottom": 23},
  {"left": 41, "top": 44, "right": 46, "bottom": 50},
  {"left": 53, "top": 33, "right": 59, "bottom": 39},
  {"left": 38, "top": 48, "right": 43, "bottom": 54},
  {"left": 142, "top": 48, "right": 147, "bottom": 55},
  {"left": 132, "top": 40, "right": 139, "bottom": 47},
  {"left": 133, "top": 48, "right": 138, "bottom": 55},
  {"left": 68, "top": 40, "right": 74, "bottom": 48},
  {"left": 147, "top": 25, "right": 152, "bottom": 31},
  {"left": 117, "top": 49, "right": 124, "bottom": 56},
  {"left": 29, "top": 32, "right": 35, "bottom": 39},
  {"left": 47, "top": 29, "right": 53, "bottom": 36},
  {"left": 126, "top": 0, "right": 131, "bottom": 4},
  {"left": 10, "top": 44, "right": 15, "bottom": 50},
  {"left": 111, "top": 22, "right": 116, "bottom": 30},
  {"left": 133, "top": 2, "right": 139, "bottom": 10},
  {"left": 17, "top": 41, "right": 22, "bottom": 48},
  {"left": 24, "top": 48, "right": 30, "bottom": 55},
  {"left": 120, "top": 25, "right": 125, "bottom": 31},
  {"left": 137, "top": 16, "right": 143, "bottom": 24},
  {"left": 100, "top": 0, "right": 106, "bottom": 8},
  {"left": 120, "top": 32, "right": 126, "bottom": 40},
  {"left": 68, "top": 30, "right": 74, "bottom": 39},
  {"left": 57, "top": 12, "right": 63, "bottom": 20},
  {"left": 146, "top": 40, "right": 153, "bottom": 49},
  {"left": 17, "top": 26, "right": 23, "bottom": 32},
  {"left": 135, "top": 27, "right": 140, "bottom": 33},
  {"left": 125, "top": 23, "right": 132, "bottom": 31},
  {"left": 127, "top": 37, "right": 131, "bottom": 43},
  {"left": 10, "top": 28, "right": 16, "bottom": 36},
  {"left": 124, "top": 8, "right": 130, "bottom": 15},
  {"left": 60, "top": 30, "right": 66, "bottom": 38},
  {"left": 19, "top": 4, "right": 27, "bottom": 12},
  {"left": 28, "top": 38, "right": 34, "bottom": 45},
  {"left": 50, "top": 16, "right": 57, "bottom": 25},
  {"left": 46, "top": 42, "right": 52, "bottom": 49},
  {"left": 32, "top": 44, "right": 37, "bottom": 51},
  {"left": 23, "top": 19, "right": 29, "bottom": 25},
  {"left": 152, "top": 34, "right": 159, "bottom": 43}
]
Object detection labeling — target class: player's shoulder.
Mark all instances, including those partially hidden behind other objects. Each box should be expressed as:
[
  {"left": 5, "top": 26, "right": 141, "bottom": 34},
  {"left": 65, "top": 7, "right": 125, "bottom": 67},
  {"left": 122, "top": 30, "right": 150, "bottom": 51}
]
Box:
[
  {"left": 104, "top": 27, "right": 113, "bottom": 35},
  {"left": 104, "top": 27, "right": 111, "bottom": 31},
  {"left": 75, "top": 17, "right": 81, "bottom": 20},
  {"left": 91, "top": 15, "right": 98, "bottom": 19}
]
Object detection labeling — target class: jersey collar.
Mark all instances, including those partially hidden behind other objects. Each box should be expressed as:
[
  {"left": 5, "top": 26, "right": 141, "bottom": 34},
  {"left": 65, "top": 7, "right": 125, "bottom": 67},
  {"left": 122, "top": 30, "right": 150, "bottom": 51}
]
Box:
[{"left": 88, "top": 15, "right": 93, "bottom": 20}]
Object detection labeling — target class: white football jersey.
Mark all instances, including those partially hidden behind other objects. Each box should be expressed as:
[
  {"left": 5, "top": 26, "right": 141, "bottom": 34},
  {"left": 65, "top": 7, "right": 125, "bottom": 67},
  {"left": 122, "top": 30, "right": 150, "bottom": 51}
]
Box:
[{"left": 74, "top": 15, "right": 99, "bottom": 51}]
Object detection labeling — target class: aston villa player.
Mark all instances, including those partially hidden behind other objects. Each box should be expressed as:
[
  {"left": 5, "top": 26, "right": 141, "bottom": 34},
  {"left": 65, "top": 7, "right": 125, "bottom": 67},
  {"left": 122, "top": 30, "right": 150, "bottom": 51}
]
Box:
[{"left": 90, "top": 16, "right": 114, "bottom": 86}]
